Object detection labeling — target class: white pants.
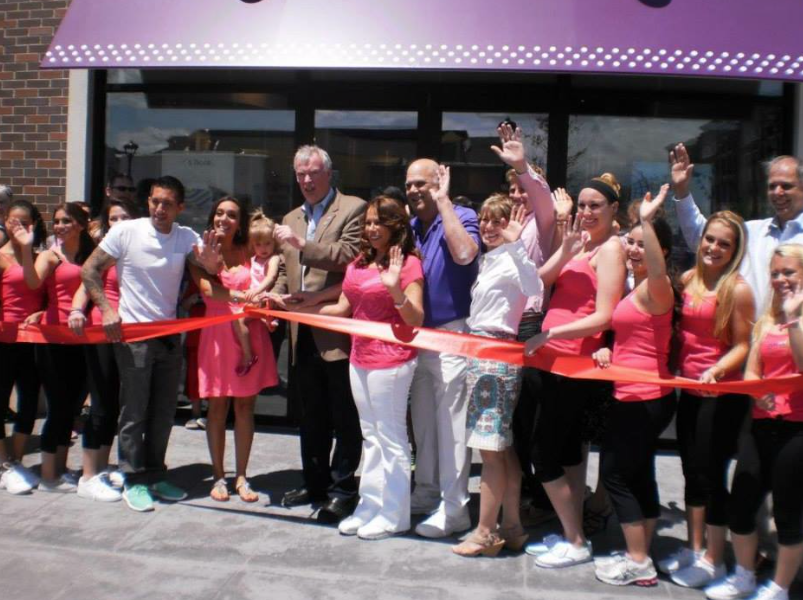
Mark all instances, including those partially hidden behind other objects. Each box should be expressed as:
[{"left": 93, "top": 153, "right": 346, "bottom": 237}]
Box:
[
  {"left": 410, "top": 318, "right": 471, "bottom": 517},
  {"left": 349, "top": 359, "right": 417, "bottom": 532}
]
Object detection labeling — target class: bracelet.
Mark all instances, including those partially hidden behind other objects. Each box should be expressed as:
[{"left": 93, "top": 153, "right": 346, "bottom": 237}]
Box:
[
  {"left": 69, "top": 308, "right": 84, "bottom": 316},
  {"left": 393, "top": 296, "right": 408, "bottom": 309}
]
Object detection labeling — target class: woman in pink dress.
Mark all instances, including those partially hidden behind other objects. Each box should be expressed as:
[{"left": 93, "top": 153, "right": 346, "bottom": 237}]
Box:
[{"left": 191, "top": 196, "right": 278, "bottom": 503}]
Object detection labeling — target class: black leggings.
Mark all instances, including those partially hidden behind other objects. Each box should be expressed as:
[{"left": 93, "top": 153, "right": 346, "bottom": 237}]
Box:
[
  {"left": 530, "top": 370, "right": 598, "bottom": 483},
  {"left": 601, "top": 394, "right": 677, "bottom": 524},
  {"left": 36, "top": 344, "right": 87, "bottom": 454},
  {"left": 676, "top": 391, "right": 750, "bottom": 526},
  {"left": 0, "top": 342, "right": 40, "bottom": 438},
  {"left": 729, "top": 419, "right": 803, "bottom": 546},
  {"left": 83, "top": 343, "right": 120, "bottom": 450}
]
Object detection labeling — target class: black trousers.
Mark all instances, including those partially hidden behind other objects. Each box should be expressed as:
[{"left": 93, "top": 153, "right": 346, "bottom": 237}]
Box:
[
  {"left": 0, "top": 342, "right": 40, "bottom": 438},
  {"left": 676, "top": 391, "right": 750, "bottom": 526},
  {"left": 601, "top": 393, "right": 676, "bottom": 524},
  {"left": 36, "top": 343, "right": 87, "bottom": 454},
  {"left": 293, "top": 325, "right": 362, "bottom": 499},
  {"left": 83, "top": 343, "right": 120, "bottom": 450}
]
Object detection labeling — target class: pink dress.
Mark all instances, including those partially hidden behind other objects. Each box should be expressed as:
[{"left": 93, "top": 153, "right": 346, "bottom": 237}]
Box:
[{"left": 197, "top": 264, "right": 278, "bottom": 397}]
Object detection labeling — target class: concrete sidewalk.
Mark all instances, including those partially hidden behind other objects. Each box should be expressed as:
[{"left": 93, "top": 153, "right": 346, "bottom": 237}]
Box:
[{"left": 1, "top": 422, "right": 800, "bottom": 600}]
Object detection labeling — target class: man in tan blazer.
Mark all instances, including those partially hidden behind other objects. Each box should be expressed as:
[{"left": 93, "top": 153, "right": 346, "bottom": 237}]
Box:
[{"left": 273, "top": 145, "right": 366, "bottom": 523}]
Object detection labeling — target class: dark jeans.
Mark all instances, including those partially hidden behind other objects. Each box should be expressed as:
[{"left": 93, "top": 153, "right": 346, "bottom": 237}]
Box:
[
  {"left": 293, "top": 324, "right": 362, "bottom": 499},
  {"left": 601, "top": 393, "right": 677, "bottom": 524},
  {"left": 114, "top": 336, "right": 182, "bottom": 485},
  {"left": 37, "top": 344, "right": 87, "bottom": 453},
  {"left": 0, "top": 342, "right": 39, "bottom": 438},
  {"left": 83, "top": 343, "right": 120, "bottom": 450}
]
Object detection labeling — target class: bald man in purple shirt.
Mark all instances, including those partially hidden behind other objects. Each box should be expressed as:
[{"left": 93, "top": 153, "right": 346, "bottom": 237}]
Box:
[{"left": 406, "top": 160, "right": 481, "bottom": 538}]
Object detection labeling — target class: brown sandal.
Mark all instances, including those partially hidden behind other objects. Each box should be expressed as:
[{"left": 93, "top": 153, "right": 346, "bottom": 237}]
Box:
[
  {"left": 235, "top": 478, "right": 259, "bottom": 503},
  {"left": 451, "top": 531, "right": 506, "bottom": 557},
  {"left": 499, "top": 526, "right": 530, "bottom": 552},
  {"left": 211, "top": 478, "right": 229, "bottom": 502}
]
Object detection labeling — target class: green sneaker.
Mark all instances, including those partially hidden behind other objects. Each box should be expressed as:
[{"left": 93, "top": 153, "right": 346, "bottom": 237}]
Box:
[
  {"left": 149, "top": 481, "right": 187, "bottom": 502},
  {"left": 122, "top": 484, "right": 155, "bottom": 512}
]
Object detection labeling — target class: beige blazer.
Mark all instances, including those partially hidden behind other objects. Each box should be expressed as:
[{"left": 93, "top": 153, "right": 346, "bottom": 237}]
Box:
[{"left": 274, "top": 190, "right": 366, "bottom": 364}]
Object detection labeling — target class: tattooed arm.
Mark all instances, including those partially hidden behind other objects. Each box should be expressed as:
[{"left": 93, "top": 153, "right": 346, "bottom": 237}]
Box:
[{"left": 81, "top": 246, "right": 121, "bottom": 342}]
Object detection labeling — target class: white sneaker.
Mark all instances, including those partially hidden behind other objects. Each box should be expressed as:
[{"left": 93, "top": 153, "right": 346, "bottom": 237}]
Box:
[
  {"left": 338, "top": 515, "right": 368, "bottom": 536},
  {"left": 524, "top": 534, "right": 564, "bottom": 556},
  {"left": 61, "top": 471, "right": 80, "bottom": 487},
  {"left": 78, "top": 474, "right": 122, "bottom": 502},
  {"left": 410, "top": 490, "right": 440, "bottom": 515},
  {"left": 657, "top": 546, "right": 700, "bottom": 574},
  {"left": 357, "top": 517, "right": 408, "bottom": 541},
  {"left": 0, "top": 464, "right": 33, "bottom": 495},
  {"left": 595, "top": 553, "right": 658, "bottom": 586},
  {"left": 705, "top": 567, "right": 757, "bottom": 600},
  {"left": 534, "top": 540, "right": 593, "bottom": 568},
  {"left": 104, "top": 470, "right": 125, "bottom": 489},
  {"left": 672, "top": 556, "right": 726, "bottom": 588},
  {"left": 38, "top": 478, "right": 77, "bottom": 493},
  {"left": 747, "top": 582, "right": 789, "bottom": 600},
  {"left": 13, "top": 462, "right": 39, "bottom": 487},
  {"left": 414, "top": 509, "right": 471, "bottom": 538}
]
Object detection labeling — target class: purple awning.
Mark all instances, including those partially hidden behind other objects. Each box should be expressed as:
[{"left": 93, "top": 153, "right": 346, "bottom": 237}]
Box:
[{"left": 43, "top": 0, "right": 803, "bottom": 81}]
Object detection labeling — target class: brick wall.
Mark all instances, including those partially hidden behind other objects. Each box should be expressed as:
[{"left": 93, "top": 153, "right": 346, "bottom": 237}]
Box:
[{"left": 0, "top": 0, "right": 70, "bottom": 221}]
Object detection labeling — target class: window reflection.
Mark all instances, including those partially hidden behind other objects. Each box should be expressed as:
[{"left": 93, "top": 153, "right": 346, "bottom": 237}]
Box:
[
  {"left": 105, "top": 93, "right": 296, "bottom": 231},
  {"left": 441, "top": 112, "right": 548, "bottom": 209},
  {"left": 314, "top": 110, "right": 418, "bottom": 200}
]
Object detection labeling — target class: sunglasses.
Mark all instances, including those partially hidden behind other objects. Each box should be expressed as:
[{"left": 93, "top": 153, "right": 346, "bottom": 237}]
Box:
[{"left": 112, "top": 186, "right": 136, "bottom": 193}]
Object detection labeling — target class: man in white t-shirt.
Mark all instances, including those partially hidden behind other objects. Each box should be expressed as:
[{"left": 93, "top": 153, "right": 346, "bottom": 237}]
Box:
[{"left": 82, "top": 175, "right": 220, "bottom": 512}]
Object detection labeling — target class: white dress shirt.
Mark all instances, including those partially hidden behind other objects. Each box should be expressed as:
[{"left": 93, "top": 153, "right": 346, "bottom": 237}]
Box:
[
  {"left": 466, "top": 239, "right": 543, "bottom": 335},
  {"left": 674, "top": 193, "right": 803, "bottom": 313}
]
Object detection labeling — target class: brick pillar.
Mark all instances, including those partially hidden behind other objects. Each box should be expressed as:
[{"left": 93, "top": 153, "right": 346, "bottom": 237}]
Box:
[{"left": 0, "top": 0, "right": 71, "bottom": 222}]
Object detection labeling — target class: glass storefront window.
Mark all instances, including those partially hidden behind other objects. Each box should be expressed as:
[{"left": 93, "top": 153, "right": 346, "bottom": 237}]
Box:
[
  {"left": 567, "top": 109, "right": 784, "bottom": 261},
  {"left": 314, "top": 110, "right": 418, "bottom": 200},
  {"left": 105, "top": 92, "right": 296, "bottom": 231},
  {"left": 441, "top": 112, "right": 548, "bottom": 209}
]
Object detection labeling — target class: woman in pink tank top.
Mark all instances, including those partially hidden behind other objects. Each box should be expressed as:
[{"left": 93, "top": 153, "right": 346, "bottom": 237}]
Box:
[
  {"left": 67, "top": 199, "right": 136, "bottom": 501},
  {"left": 590, "top": 185, "right": 677, "bottom": 585},
  {"left": 11, "top": 202, "right": 96, "bottom": 492},
  {"left": 663, "top": 211, "right": 754, "bottom": 588},
  {"left": 712, "top": 244, "right": 803, "bottom": 600},
  {"left": 522, "top": 174, "right": 626, "bottom": 569},
  {"left": 0, "top": 200, "right": 47, "bottom": 493}
]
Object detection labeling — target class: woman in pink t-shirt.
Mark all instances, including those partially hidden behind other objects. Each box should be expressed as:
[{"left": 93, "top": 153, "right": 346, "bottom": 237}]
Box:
[{"left": 300, "top": 196, "right": 424, "bottom": 540}]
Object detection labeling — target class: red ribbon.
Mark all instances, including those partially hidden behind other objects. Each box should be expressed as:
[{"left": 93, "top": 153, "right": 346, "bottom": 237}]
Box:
[{"left": 7, "top": 307, "right": 803, "bottom": 396}]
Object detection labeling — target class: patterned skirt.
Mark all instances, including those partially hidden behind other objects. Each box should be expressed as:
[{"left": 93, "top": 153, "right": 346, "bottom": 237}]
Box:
[{"left": 465, "top": 330, "right": 522, "bottom": 451}]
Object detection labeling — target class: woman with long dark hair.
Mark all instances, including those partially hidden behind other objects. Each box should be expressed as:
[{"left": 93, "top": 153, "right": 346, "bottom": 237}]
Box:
[
  {"left": 0, "top": 200, "right": 47, "bottom": 494},
  {"left": 297, "top": 195, "right": 425, "bottom": 539},
  {"left": 11, "top": 202, "right": 95, "bottom": 491}
]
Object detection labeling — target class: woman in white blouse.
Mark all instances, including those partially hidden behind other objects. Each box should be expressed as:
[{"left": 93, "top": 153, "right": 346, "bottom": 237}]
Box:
[{"left": 452, "top": 195, "right": 543, "bottom": 557}]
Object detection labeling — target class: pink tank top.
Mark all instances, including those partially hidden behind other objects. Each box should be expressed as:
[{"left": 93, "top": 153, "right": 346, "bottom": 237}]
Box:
[
  {"left": 1, "top": 263, "right": 45, "bottom": 323},
  {"left": 611, "top": 292, "right": 673, "bottom": 401},
  {"left": 204, "top": 263, "right": 252, "bottom": 311},
  {"left": 44, "top": 259, "right": 83, "bottom": 325},
  {"left": 678, "top": 291, "right": 739, "bottom": 396},
  {"left": 542, "top": 251, "right": 603, "bottom": 356},
  {"left": 754, "top": 331, "right": 803, "bottom": 421},
  {"left": 89, "top": 266, "right": 119, "bottom": 325}
]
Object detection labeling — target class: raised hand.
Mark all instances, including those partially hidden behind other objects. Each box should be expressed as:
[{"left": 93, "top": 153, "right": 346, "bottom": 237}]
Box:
[
  {"left": 274, "top": 224, "right": 306, "bottom": 251},
  {"left": 432, "top": 165, "right": 452, "bottom": 208},
  {"left": 8, "top": 217, "right": 33, "bottom": 248},
  {"left": 782, "top": 283, "right": 803, "bottom": 320},
  {"left": 501, "top": 204, "right": 527, "bottom": 244},
  {"left": 669, "top": 143, "right": 694, "bottom": 198},
  {"left": 379, "top": 245, "right": 404, "bottom": 291},
  {"left": 639, "top": 183, "right": 670, "bottom": 224},
  {"left": 561, "top": 214, "right": 589, "bottom": 257},
  {"left": 553, "top": 188, "right": 573, "bottom": 222},
  {"left": 194, "top": 230, "right": 223, "bottom": 274},
  {"left": 490, "top": 124, "right": 527, "bottom": 173}
]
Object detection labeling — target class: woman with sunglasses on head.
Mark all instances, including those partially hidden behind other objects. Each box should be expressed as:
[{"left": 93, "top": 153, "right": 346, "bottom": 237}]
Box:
[
  {"left": 522, "top": 173, "right": 626, "bottom": 569},
  {"left": 68, "top": 199, "right": 139, "bottom": 501},
  {"left": 704, "top": 244, "right": 803, "bottom": 600},
  {"left": 10, "top": 203, "right": 96, "bottom": 492},
  {"left": 0, "top": 200, "right": 47, "bottom": 494},
  {"left": 590, "top": 186, "right": 677, "bottom": 586},
  {"left": 660, "top": 211, "right": 754, "bottom": 589}
]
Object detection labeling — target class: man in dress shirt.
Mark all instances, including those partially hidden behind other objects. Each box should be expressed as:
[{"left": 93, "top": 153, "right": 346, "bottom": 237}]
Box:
[
  {"left": 671, "top": 144, "right": 803, "bottom": 311},
  {"left": 406, "top": 159, "right": 481, "bottom": 538},
  {"left": 273, "top": 145, "right": 365, "bottom": 524}
]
